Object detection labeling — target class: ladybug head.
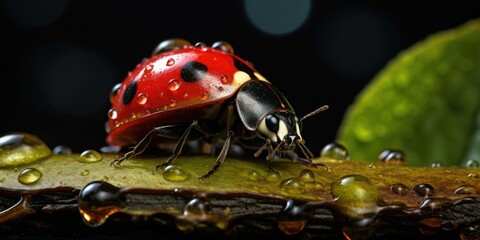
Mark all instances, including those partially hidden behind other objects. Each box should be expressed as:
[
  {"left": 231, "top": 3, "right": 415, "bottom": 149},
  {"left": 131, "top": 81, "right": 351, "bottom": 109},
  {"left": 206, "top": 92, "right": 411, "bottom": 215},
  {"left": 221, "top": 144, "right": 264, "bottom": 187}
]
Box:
[{"left": 258, "top": 111, "right": 304, "bottom": 150}]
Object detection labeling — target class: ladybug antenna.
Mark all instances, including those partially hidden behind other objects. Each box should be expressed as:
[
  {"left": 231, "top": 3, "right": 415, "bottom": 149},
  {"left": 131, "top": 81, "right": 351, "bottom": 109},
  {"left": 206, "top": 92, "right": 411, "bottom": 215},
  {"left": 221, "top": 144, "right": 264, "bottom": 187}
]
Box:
[{"left": 300, "top": 105, "right": 329, "bottom": 123}]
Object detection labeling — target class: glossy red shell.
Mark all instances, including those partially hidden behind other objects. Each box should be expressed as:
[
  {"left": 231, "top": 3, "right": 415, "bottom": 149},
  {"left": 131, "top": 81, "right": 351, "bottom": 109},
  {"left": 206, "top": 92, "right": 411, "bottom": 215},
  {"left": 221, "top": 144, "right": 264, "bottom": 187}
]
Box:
[{"left": 106, "top": 46, "right": 264, "bottom": 146}]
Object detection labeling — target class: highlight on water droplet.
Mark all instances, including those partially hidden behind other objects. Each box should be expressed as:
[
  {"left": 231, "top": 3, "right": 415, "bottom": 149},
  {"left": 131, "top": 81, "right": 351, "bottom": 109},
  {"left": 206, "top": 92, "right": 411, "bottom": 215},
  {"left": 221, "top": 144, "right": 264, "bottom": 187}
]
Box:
[
  {"left": 378, "top": 149, "right": 406, "bottom": 166},
  {"left": 136, "top": 93, "right": 148, "bottom": 105},
  {"left": 166, "top": 58, "right": 175, "bottom": 66},
  {"left": 454, "top": 185, "right": 477, "bottom": 195},
  {"left": 18, "top": 167, "right": 43, "bottom": 185},
  {"left": 176, "top": 197, "right": 216, "bottom": 231},
  {"left": 78, "top": 181, "right": 124, "bottom": 227},
  {"left": 162, "top": 165, "right": 189, "bottom": 182},
  {"left": 431, "top": 161, "right": 443, "bottom": 168},
  {"left": 167, "top": 79, "right": 181, "bottom": 91},
  {"left": 107, "top": 109, "right": 117, "bottom": 120},
  {"left": 169, "top": 99, "right": 176, "bottom": 108},
  {"left": 0, "top": 132, "right": 52, "bottom": 167},
  {"left": 79, "top": 150, "right": 102, "bottom": 163},
  {"left": 109, "top": 83, "right": 122, "bottom": 104},
  {"left": 320, "top": 142, "right": 350, "bottom": 160}
]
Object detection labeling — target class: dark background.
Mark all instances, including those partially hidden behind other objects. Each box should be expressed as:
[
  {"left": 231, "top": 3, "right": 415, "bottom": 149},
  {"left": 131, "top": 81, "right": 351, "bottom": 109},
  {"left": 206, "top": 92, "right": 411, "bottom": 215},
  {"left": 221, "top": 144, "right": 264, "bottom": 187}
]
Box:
[{"left": 2, "top": 0, "right": 479, "bottom": 155}]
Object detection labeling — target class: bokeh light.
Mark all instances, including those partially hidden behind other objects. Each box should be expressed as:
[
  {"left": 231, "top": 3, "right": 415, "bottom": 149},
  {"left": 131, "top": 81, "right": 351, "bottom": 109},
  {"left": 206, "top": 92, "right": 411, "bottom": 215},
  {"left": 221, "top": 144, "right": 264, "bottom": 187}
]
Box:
[
  {"left": 315, "top": 5, "right": 400, "bottom": 79},
  {"left": 244, "top": 0, "right": 311, "bottom": 35},
  {"left": 3, "top": 0, "right": 70, "bottom": 27}
]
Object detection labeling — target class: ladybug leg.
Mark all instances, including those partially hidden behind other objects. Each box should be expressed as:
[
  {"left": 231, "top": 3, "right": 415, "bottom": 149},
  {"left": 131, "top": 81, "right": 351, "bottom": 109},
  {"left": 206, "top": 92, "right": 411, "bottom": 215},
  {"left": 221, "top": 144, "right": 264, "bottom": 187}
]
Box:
[
  {"left": 285, "top": 150, "right": 330, "bottom": 171},
  {"left": 110, "top": 129, "right": 156, "bottom": 166},
  {"left": 153, "top": 120, "right": 199, "bottom": 172},
  {"left": 199, "top": 131, "right": 235, "bottom": 180}
]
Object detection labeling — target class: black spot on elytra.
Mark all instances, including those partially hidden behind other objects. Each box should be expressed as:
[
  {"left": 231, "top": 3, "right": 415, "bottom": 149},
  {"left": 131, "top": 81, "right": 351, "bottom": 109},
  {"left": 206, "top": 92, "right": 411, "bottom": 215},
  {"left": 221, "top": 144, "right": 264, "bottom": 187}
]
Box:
[
  {"left": 181, "top": 61, "right": 207, "bottom": 82},
  {"left": 123, "top": 81, "right": 137, "bottom": 104},
  {"left": 234, "top": 58, "right": 255, "bottom": 78}
]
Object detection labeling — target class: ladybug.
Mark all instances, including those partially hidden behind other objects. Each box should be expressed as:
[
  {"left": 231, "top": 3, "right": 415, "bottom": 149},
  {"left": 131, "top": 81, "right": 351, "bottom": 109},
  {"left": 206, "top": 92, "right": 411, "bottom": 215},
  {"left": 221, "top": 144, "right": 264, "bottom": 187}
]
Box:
[{"left": 107, "top": 39, "right": 328, "bottom": 179}]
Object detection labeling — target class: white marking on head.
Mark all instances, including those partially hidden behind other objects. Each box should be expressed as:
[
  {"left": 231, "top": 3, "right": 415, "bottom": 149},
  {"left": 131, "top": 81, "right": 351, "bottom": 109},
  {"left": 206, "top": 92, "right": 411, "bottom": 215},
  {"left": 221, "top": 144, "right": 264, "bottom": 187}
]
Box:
[{"left": 258, "top": 118, "right": 277, "bottom": 142}]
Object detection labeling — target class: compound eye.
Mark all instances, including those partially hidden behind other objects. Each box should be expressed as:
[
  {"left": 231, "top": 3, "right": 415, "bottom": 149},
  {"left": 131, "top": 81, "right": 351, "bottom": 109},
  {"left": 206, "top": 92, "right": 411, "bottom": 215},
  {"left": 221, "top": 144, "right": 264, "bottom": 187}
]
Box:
[{"left": 265, "top": 114, "right": 279, "bottom": 133}]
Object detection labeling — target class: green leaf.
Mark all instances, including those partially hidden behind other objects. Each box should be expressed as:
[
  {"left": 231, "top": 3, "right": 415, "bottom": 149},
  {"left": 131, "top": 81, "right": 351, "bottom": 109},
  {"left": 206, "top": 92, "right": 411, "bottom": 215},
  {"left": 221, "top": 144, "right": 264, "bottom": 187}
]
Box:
[{"left": 336, "top": 19, "right": 480, "bottom": 166}]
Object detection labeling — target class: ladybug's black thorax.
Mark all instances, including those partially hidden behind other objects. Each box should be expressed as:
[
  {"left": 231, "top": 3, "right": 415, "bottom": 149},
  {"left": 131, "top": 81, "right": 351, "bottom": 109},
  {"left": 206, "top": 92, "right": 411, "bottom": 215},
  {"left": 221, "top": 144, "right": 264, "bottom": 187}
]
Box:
[{"left": 235, "top": 80, "right": 295, "bottom": 131}]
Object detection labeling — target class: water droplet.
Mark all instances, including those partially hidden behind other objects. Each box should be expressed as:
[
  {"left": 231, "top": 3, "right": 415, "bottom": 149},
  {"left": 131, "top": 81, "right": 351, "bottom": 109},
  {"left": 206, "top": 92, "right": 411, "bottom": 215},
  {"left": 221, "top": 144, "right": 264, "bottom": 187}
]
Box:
[
  {"left": 277, "top": 200, "right": 310, "bottom": 235},
  {"left": 200, "top": 92, "right": 209, "bottom": 101},
  {"left": 18, "top": 167, "right": 42, "bottom": 185},
  {"left": 413, "top": 183, "right": 435, "bottom": 197},
  {"left": 454, "top": 185, "right": 477, "bottom": 195},
  {"left": 167, "top": 79, "right": 181, "bottom": 91},
  {"left": 220, "top": 75, "right": 229, "bottom": 84},
  {"left": 169, "top": 99, "right": 177, "bottom": 108},
  {"left": 151, "top": 38, "right": 192, "bottom": 56},
  {"left": 79, "top": 150, "right": 102, "bottom": 163},
  {"left": 212, "top": 41, "right": 234, "bottom": 54},
  {"left": 330, "top": 174, "right": 381, "bottom": 217},
  {"left": 378, "top": 149, "right": 405, "bottom": 166},
  {"left": 162, "top": 165, "right": 189, "bottom": 182},
  {"left": 431, "top": 161, "right": 443, "bottom": 168},
  {"left": 247, "top": 170, "right": 261, "bottom": 181},
  {"left": 390, "top": 183, "right": 408, "bottom": 195},
  {"left": 320, "top": 142, "right": 350, "bottom": 160},
  {"left": 176, "top": 197, "right": 214, "bottom": 231},
  {"left": 107, "top": 109, "right": 117, "bottom": 120},
  {"left": 144, "top": 64, "right": 153, "bottom": 73},
  {"left": 136, "top": 93, "right": 148, "bottom": 105},
  {"left": 298, "top": 169, "right": 315, "bottom": 182},
  {"left": 78, "top": 181, "right": 124, "bottom": 227},
  {"left": 109, "top": 83, "right": 122, "bottom": 104},
  {"left": 194, "top": 42, "right": 207, "bottom": 48},
  {"left": 0, "top": 132, "right": 52, "bottom": 167},
  {"left": 280, "top": 177, "right": 305, "bottom": 194},
  {"left": 466, "top": 159, "right": 479, "bottom": 169},
  {"left": 468, "top": 173, "right": 479, "bottom": 178},
  {"left": 81, "top": 170, "right": 90, "bottom": 176},
  {"left": 52, "top": 145, "right": 72, "bottom": 154},
  {"left": 166, "top": 58, "right": 175, "bottom": 66},
  {"left": 265, "top": 171, "right": 281, "bottom": 182}
]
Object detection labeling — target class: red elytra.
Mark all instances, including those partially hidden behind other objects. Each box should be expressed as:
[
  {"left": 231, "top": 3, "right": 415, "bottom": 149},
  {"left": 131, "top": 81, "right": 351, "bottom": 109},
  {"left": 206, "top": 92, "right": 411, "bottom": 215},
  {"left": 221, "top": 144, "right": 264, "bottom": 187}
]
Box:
[{"left": 106, "top": 44, "right": 266, "bottom": 147}]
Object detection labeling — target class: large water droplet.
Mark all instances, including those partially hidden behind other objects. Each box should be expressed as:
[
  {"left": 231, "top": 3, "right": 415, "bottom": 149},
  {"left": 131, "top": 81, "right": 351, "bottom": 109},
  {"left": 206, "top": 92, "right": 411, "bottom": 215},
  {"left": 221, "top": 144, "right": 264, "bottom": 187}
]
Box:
[
  {"left": 78, "top": 181, "right": 124, "bottom": 227},
  {"left": 330, "top": 174, "right": 381, "bottom": 218},
  {"left": 277, "top": 200, "right": 310, "bottom": 235},
  {"left": 378, "top": 149, "right": 406, "bottom": 166},
  {"left": 167, "top": 79, "right": 181, "bottom": 91},
  {"left": 220, "top": 75, "right": 229, "bottom": 84},
  {"left": 0, "top": 132, "right": 52, "bottom": 167},
  {"left": 136, "top": 93, "right": 148, "bottom": 105},
  {"left": 79, "top": 150, "right": 102, "bottom": 163},
  {"left": 265, "top": 171, "right": 281, "bottom": 182},
  {"left": 162, "top": 165, "right": 189, "bottom": 182},
  {"left": 18, "top": 167, "right": 42, "bottom": 185},
  {"left": 81, "top": 169, "right": 90, "bottom": 176},
  {"left": 320, "top": 142, "right": 350, "bottom": 160}
]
